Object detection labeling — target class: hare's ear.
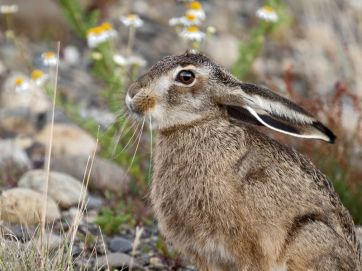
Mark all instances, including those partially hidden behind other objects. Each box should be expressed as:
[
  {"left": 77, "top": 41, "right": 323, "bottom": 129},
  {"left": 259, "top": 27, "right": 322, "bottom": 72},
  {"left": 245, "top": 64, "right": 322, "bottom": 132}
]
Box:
[{"left": 216, "top": 83, "right": 336, "bottom": 143}]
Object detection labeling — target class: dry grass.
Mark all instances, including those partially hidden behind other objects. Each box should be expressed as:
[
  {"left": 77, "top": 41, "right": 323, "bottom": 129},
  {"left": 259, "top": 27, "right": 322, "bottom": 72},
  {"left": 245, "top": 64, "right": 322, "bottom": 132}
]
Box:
[{"left": 0, "top": 43, "right": 106, "bottom": 271}]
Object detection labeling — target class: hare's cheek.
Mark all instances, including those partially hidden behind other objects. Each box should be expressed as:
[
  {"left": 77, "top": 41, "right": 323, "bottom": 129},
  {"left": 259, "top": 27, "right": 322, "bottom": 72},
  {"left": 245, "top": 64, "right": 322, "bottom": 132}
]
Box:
[{"left": 132, "top": 95, "right": 157, "bottom": 114}]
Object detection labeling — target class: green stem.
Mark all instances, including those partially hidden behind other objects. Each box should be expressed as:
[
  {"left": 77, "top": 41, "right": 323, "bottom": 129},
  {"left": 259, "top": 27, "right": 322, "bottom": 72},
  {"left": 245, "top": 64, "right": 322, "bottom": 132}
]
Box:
[{"left": 126, "top": 26, "right": 136, "bottom": 56}]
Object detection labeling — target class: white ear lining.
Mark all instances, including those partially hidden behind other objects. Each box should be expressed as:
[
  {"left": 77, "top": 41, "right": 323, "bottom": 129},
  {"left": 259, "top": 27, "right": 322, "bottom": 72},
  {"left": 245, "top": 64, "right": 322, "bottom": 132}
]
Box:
[
  {"left": 244, "top": 106, "right": 330, "bottom": 142},
  {"left": 243, "top": 94, "right": 315, "bottom": 124}
]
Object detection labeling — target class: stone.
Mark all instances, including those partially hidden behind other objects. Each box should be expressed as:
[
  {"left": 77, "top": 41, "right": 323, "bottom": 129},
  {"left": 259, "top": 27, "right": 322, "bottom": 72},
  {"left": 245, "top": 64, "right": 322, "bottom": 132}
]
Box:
[
  {"left": 86, "top": 195, "right": 104, "bottom": 210},
  {"left": 109, "top": 236, "right": 133, "bottom": 253},
  {"left": 96, "top": 252, "right": 144, "bottom": 271},
  {"left": 84, "top": 209, "right": 99, "bottom": 224},
  {"left": 0, "top": 139, "right": 31, "bottom": 181},
  {"left": 18, "top": 169, "right": 87, "bottom": 209},
  {"left": 79, "top": 107, "right": 116, "bottom": 129},
  {"left": 149, "top": 256, "right": 165, "bottom": 269},
  {"left": 0, "top": 108, "right": 39, "bottom": 135},
  {"left": 35, "top": 232, "right": 63, "bottom": 251},
  {"left": 51, "top": 155, "right": 129, "bottom": 194},
  {"left": 8, "top": 0, "right": 69, "bottom": 41},
  {"left": 0, "top": 74, "right": 50, "bottom": 134},
  {"left": 2, "top": 223, "right": 36, "bottom": 242},
  {"left": 36, "top": 123, "right": 97, "bottom": 157},
  {"left": 1, "top": 74, "right": 50, "bottom": 114},
  {"left": 204, "top": 34, "right": 239, "bottom": 68},
  {"left": 0, "top": 188, "right": 60, "bottom": 225}
]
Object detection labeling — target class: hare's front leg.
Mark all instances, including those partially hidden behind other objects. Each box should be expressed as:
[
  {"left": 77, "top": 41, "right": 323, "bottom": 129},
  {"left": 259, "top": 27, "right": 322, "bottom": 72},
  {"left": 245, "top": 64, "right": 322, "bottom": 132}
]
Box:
[
  {"left": 187, "top": 252, "right": 210, "bottom": 271},
  {"left": 282, "top": 221, "right": 359, "bottom": 271}
]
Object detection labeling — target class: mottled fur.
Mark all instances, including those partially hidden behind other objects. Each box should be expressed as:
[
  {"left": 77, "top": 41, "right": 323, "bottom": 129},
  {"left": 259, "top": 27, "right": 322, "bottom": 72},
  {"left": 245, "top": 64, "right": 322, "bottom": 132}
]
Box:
[{"left": 126, "top": 51, "right": 361, "bottom": 270}]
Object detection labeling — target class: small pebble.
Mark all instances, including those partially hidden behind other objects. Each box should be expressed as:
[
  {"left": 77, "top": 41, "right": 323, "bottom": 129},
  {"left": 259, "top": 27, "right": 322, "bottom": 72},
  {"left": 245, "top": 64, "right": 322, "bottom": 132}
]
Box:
[{"left": 109, "top": 236, "right": 133, "bottom": 253}]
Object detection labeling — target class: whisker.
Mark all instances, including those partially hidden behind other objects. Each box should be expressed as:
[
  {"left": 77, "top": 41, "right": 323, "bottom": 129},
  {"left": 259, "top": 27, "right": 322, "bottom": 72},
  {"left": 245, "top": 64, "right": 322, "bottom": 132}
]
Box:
[
  {"left": 103, "top": 109, "right": 129, "bottom": 132},
  {"left": 127, "top": 117, "right": 145, "bottom": 172},
  {"left": 111, "top": 117, "right": 136, "bottom": 158},
  {"left": 115, "top": 108, "right": 130, "bottom": 119},
  {"left": 116, "top": 121, "right": 141, "bottom": 156},
  {"left": 148, "top": 116, "right": 153, "bottom": 183}
]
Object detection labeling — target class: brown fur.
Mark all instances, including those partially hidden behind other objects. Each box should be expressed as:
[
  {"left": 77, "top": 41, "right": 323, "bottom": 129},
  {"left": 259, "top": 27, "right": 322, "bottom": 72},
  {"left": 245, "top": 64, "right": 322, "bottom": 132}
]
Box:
[{"left": 126, "top": 52, "right": 361, "bottom": 270}]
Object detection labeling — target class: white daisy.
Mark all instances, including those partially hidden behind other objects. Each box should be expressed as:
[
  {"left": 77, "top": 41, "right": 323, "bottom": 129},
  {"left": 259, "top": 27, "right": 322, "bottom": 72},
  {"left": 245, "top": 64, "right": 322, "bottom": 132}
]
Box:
[
  {"left": 179, "top": 26, "right": 205, "bottom": 42},
  {"left": 169, "top": 13, "right": 201, "bottom": 27},
  {"left": 14, "top": 76, "right": 29, "bottom": 92},
  {"left": 91, "top": 52, "right": 103, "bottom": 60},
  {"left": 206, "top": 25, "right": 216, "bottom": 35},
  {"left": 126, "top": 55, "right": 147, "bottom": 67},
  {"left": 41, "top": 51, "right": 58, "bottom": 67},
  {"left": 101, "top": 22, "right": 117, "bottom": 38},
  {"left": 113, "top": 54, "right": 127, "bottom": 66},
  {"left": 0, "top": 5, "right": 18, "bottom": 14},
  {"left": 120, "top": 14, "right": 144, "bottom": 28},
  {"left": 186, "top": 1, "right": 206, "bottom": 20},
  {"left": 87, "top": 22, "right": 117, "bottom": 48},
  {"left": 31, "top": 70, "right": 48, "bottom": 87},
  {"left": 256, "top": 6, "right": 278, "bottom": 22}
]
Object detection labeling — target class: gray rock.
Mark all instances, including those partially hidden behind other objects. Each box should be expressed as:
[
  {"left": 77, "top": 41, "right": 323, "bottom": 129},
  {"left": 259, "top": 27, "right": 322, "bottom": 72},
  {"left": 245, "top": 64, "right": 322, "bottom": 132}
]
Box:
[
  {"left": 1, "top": 223, "right": 36, "bottom": 242},
  {"left": 86, "top": 195, "right": 104, "bottom": 210},
  {"left": 109, "top": 236, "right": 133, "bottom": 253},
  {"left": 71, "top": 245, "right": 83, "bottom": 257},
  {"left": 34, "top": 232, "right": 63, "bottom": 251},
  {"left": 18, "top": 170, "right": 87, "bottom": 209},
  {"left": 149, "top": 256, "right": 165, "bottom": 269},
  {"left": 96, "top": 252, "right": 144, "bottom": 271},
  {"left": 0, "top": 107, "right": 42, "bottom": 135},
  {"left": 1, "top": 74, "right": 51, "bottom": 114},
  {"left": 51, "top": 155, "right": 130, "bottom": 194},
  {"left": 0, "top": 139, "right": 31, "bottom": 181},
  {"left": 0, "top": 74, "right": 50, "bottom": 134},
  {"left": 0, "top": 187, "right": 60, "bottom": 225},
  {"left": 36, "top": 123, "right": 97, "bottom": 157},
  {"left": 204, "top": 34, "right": 239, "bottom": 68},
  {"left": 79, "top": 107, "right": 116, "bottom": 129}
]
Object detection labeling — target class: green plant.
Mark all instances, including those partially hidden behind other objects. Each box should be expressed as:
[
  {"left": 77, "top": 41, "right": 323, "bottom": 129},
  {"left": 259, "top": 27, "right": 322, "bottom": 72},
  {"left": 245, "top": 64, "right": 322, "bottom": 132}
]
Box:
[
  {"left": 58, "top": 0, "right": 99, "bottom": 38},
  {"left": 280, "top": 70, "right": 362, "bottom": 224},
  {"left": 318, "top": 157, "right": 362, "bottom": 224},
  {"left": 57, "top": 0, "right": 150, "bottom": 193},
  {"left": 232, "top": 0, "right": 288, "bottom": 79},
  {"left": 95, "top": 205, "right": 132, "bottom": 235}
]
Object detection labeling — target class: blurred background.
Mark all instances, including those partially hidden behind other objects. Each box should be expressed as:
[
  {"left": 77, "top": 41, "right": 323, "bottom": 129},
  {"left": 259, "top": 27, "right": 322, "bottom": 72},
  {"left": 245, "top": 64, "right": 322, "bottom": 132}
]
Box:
[{"left": 0, "top": 0, "right": 361, "bottom": 270}]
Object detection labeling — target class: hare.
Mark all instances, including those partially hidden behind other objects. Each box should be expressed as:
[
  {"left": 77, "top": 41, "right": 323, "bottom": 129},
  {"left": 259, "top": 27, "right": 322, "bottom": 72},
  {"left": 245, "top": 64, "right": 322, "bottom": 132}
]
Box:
[{"left": 126, "top": 51, "right": 361, "bottom": 271}]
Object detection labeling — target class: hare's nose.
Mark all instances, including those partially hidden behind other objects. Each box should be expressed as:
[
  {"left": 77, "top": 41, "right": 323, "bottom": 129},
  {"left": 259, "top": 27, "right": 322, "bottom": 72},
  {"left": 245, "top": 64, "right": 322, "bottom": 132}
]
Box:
[{"left": 128, "top": 83, "right": 141, "bottom": 98}]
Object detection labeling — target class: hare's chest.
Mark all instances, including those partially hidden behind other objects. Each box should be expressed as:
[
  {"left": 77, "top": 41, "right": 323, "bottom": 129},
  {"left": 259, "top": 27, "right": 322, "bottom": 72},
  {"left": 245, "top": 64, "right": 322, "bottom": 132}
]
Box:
[
  {"left": 151, "top": 168, "right": 239, "bottom": 263},
  {"left": 152, "top": 186, "right": 235, "bottom": 265}
]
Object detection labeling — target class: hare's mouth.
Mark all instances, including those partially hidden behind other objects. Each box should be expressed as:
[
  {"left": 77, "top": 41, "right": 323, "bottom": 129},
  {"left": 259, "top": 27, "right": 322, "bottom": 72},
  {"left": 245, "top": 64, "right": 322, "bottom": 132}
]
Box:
[{"left": 125, "top": 93, "right": 157, "bottom": 117}]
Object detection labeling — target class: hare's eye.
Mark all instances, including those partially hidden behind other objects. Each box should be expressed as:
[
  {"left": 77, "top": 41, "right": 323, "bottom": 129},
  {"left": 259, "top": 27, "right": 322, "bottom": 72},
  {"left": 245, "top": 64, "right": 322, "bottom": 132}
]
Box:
[{"left": 176, "top": 70, "right": 195, "bottom": 85}]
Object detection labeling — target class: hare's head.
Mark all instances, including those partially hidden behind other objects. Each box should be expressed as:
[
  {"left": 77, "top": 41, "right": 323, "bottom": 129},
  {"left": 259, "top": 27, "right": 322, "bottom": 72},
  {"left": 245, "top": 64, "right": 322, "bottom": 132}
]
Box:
[{"left": 126, "top": 51, "right": 335, "bottom": 143}]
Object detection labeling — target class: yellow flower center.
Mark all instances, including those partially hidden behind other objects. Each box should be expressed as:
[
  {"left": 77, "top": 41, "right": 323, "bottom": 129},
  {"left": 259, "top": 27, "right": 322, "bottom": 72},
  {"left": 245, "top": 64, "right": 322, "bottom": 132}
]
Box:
[
  {"left": 127, "top": 14, "right": 138, "bottom": 20},
  {"left": 87, "top": 26, "right": 105, "bottom": 36},
  {"left": 263, "top": 6, "right": 275, "bottom": 13},
  {"left": 187, "top": 26, "right": 199, "bottom": 32},
  {"left": 43, "top": 52, "right": 55, "bottom": 59},
  {"left": 31, "top": 70, "right": 44, "bottom": 80},
  {"left": 186, "top": 14, "right": 197, "bottom": 21},
  {"left": 15, "top": 77, "right": 24, "bottom": 86},
  {"left": 188, "top": 1, "right": 202, "bottom": 10},
  {"left": 101, "top": 22, "right": 113, "bottom": 31}
]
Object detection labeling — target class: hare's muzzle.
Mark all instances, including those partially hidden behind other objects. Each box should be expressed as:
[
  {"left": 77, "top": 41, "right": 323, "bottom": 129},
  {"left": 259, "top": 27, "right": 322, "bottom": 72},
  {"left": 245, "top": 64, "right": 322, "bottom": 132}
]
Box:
[{"left": 126, "top": 82, "right": 156, "bottom": 115}]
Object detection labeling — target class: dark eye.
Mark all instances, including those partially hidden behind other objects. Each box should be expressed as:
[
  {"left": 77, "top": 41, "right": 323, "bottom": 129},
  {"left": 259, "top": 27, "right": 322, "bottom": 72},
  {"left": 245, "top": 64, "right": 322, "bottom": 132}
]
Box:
[{"left": 176, "top": 70, "right": 195, "bottom": 85}]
